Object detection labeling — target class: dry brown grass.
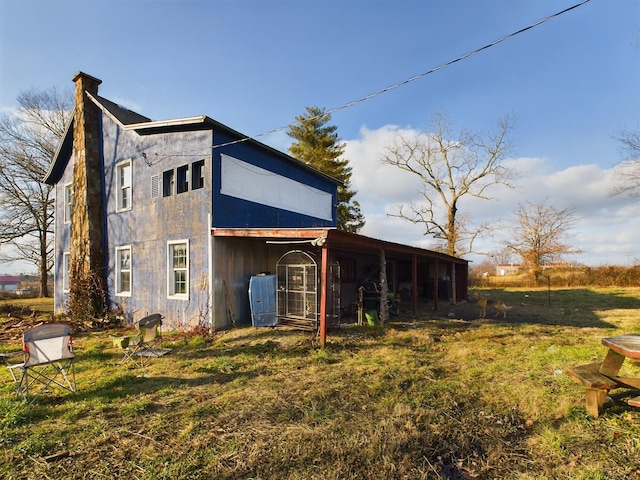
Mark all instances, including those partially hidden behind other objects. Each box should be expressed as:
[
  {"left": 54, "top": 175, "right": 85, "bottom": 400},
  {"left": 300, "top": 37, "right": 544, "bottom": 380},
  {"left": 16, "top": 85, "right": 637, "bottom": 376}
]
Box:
[{"left": 0, "top": 288, "right": 639, "bottom": 479}]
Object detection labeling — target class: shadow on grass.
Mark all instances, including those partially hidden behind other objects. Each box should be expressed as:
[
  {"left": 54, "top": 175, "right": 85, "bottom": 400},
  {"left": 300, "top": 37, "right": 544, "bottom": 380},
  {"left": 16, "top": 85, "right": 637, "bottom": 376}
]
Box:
[
  {"left": 69, "top": 366, "right": 265, "bottom": 406},
  {"left": 431, "top": 288, "right": 640, "bottom": 329}
]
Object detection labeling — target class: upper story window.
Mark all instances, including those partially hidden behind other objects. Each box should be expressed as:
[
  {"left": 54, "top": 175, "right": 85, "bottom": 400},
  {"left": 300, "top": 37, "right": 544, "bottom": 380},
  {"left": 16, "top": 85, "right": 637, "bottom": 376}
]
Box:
[
  {"left": 64, "top": 184, "right": 73, "bottom": 223},
  {"left": 176, "top": 165, "right": 189, "bottom": 194},
  {"left": 163, "top": 170, "right": 174, "bottom": 197},
  {"left": 116, "top": 246, "right": 132, "bottom": 296},
  {"left": 117, "top": 160, "right": 132, "bottom": 211},
  {"left": 161, "top": 160, "right": 205, "bottom": 197},
  {"left": 167, "top": 240, "right": 189, "bottom": 299},
  {"left": 192, "top": 159, "right": 205, "bottom": 190}
]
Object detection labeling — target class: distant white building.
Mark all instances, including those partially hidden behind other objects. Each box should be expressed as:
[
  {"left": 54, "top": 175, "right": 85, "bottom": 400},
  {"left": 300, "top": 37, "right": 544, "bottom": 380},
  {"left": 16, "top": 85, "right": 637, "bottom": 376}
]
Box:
[{"left": 496, "top": 264, "right": 520, "bottom": 276}]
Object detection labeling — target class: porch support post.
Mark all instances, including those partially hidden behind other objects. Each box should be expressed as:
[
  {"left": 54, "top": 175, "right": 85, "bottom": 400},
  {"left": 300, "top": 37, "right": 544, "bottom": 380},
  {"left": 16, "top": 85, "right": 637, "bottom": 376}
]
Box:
[
  {"left": 379, "top": 248, "right": 388, "bottom": 325},
  {"left": 319, "top": 245, "right": 328, "bottom": 347},
  {"left": 451, "top": 262, "right": 457, "bottom": 305},
  {"left": 434, "top": 259, "right": 439, "bottom": 311},
  {"left": 412, "top": 254, "right": 417, "bottom": 315}
]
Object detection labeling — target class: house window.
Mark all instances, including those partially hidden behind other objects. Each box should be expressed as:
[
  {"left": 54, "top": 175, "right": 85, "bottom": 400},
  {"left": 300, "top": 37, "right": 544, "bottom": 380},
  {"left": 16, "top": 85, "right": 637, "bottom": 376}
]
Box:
[
  {"left": 163, "top": 170, "right": 174, "bottom": 197},
  {"left": 176, "top": 165, "right": 189, "bottom": 194},
  {"left": 117, "top": 161, "right": 132, "bottom": 210},
  {"left": 116, "top": 246, "right": 132, "bottom": 296},
  {"left": 64, "top": 184, "right": 73, "bottom": 223},
  {"left": 62, "top": 252, "right": 70, "bottom": 292},
  {"left": 192, "top": 159, "right": 205, "bottom": 190},
  {"left": 168, "top": 240, "right": 189, "bottom": 299}
]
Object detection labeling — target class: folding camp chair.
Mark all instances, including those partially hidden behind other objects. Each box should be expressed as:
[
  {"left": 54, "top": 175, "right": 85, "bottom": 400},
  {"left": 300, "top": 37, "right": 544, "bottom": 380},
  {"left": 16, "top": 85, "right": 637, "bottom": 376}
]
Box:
[
  {"left": 7, "top": 323, "right": 76, "bottom": 403},
  {"left": 113, "top": 314, "right": 168, "bottom": 367}
]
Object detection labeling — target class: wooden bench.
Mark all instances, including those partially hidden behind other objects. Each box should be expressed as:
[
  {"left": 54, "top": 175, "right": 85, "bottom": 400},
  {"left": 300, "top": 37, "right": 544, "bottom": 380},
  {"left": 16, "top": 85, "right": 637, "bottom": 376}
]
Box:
[{"left": 567, "top": 362, "right": 620, "bottom": 417}]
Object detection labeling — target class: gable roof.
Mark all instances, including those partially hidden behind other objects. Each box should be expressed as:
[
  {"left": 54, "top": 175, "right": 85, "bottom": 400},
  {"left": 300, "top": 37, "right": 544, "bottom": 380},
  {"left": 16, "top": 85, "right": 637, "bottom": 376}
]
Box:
[
  {"left": 92, "top": 94, "right": 152, "bottom": 125},
  {"left": 44, "top": 116, "right": 74, "bottom": 185},
  {"left": 45, "top": 92, "right": 341, "bottom": 187}
]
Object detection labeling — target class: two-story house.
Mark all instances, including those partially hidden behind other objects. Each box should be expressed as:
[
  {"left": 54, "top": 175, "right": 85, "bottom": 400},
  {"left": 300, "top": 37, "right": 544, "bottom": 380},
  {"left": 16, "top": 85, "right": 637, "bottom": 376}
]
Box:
[{"left": 45, "top": 72, "right": 468, "bottom": 341}]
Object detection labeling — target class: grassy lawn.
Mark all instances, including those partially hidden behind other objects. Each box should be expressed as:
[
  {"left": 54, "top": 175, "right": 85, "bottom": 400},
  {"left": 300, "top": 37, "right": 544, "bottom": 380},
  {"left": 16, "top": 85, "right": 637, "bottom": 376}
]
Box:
[
  {"left": 0, "top": 296, "right": 55, "bottom": 315},
  {"left": 1, "top": 288, "right": 639, "bottom": 479}
]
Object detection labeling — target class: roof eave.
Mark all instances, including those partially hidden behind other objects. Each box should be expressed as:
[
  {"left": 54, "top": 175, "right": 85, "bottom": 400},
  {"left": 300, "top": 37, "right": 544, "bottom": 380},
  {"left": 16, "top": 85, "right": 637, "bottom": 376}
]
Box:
[
  {"left": 43, "top": 117, "right": 74, "bottom": 185},
  {"left": 212, "top": 228, "right": 467, "bottom": 264},
  {"left": 128, "top": 115, "right": 343, "bottom": 187},
  {"left": 124, "top": 115, "right": 209, "bottom": 132}
]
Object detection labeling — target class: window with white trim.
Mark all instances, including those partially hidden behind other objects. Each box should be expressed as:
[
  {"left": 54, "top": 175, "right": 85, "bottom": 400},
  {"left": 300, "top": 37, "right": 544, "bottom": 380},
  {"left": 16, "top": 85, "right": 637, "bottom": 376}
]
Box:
[
  {"left": 62, "top": 252, "right": 70, "bottom": 292},
  {"left": 167, "top": 240, "right": 189, "bottom": 299},
  {"left": 116, "top": 246, "right": 132, "bottom": 296},
  {"left": 117, "top": 160, "right": 132, "bottom": 211},
  {"left": 64, "top": 184, "right": 73, "bottom": 223}
]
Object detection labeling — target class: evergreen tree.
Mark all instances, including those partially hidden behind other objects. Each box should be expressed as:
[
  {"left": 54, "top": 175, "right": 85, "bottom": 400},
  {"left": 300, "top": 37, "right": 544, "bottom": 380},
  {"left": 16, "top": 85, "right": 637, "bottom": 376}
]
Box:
[{"left": 287, "top": 106, "right": 365, "bottom": 233}]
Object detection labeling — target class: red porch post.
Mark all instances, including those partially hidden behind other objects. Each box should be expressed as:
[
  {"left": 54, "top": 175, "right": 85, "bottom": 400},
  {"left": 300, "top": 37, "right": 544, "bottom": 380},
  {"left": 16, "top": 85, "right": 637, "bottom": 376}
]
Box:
[{"left": 319, "top": 245, "right": 328, "bottom": 347}]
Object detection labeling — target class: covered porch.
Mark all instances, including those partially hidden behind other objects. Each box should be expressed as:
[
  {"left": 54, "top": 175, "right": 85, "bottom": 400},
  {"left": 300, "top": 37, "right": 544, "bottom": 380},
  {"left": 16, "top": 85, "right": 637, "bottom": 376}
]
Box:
[{"left": 212, "top": 228, "right": 469, "bottom": 346}]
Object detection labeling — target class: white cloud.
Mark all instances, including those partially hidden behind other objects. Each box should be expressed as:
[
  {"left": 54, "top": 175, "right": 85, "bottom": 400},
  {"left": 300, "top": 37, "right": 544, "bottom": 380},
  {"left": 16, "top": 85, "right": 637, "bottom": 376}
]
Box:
[
  {"left": 345, "top": 126, "right": 426, "bottom": 211},
  {"left": 345, "top": 125, "right": 640, "bottom": 266}
]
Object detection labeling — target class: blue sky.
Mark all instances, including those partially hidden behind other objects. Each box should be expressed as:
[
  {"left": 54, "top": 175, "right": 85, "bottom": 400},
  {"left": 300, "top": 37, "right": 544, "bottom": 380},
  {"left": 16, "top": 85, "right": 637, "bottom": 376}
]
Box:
[{"left": 1, "top": 0, "right": 639, "bottom": 273}]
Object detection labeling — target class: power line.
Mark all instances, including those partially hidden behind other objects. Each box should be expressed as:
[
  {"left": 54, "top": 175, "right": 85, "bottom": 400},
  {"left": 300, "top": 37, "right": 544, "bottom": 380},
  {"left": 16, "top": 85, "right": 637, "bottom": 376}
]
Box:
[
  {"left": 194, "top": 0, "right": 593, "bottom": 152},
  {"left": 323, "top": 0, "right": 592, "bottom": 118}
]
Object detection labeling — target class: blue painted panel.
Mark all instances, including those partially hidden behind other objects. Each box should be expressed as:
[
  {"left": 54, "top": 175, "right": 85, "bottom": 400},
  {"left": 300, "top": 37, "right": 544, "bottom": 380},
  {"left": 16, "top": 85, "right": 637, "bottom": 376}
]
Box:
[
  {"left": 249, "top": 274, "right": 277, "bottom": 327},
  {"left": 212, "top": 130, "right": 338, "bottom": 228}
]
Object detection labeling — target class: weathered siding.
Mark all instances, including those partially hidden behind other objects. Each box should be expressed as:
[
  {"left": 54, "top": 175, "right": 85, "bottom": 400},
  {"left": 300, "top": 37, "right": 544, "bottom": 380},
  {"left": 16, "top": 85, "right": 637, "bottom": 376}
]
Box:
[
  {"left": 212, "top": 237, "right": 292, "bottom": 329},
  {"left": 52, "top": 154, "right": 75, "bottom": 313},
  {"left": 101, "top": 114, "right": 214, "bottom": 327}
]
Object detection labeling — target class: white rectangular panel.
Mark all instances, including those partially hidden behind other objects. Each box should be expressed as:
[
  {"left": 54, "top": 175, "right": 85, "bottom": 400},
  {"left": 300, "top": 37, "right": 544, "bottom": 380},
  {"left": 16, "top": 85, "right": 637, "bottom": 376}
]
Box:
[{"left": 220, "top": 154, "right": 333, "bottom": 221}]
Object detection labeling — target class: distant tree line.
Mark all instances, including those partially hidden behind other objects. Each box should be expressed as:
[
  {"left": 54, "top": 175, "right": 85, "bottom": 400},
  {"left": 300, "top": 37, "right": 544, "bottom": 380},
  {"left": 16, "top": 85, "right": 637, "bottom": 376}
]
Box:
[{"left": 470, "top": 264, "right": 640, "bottom": 288}]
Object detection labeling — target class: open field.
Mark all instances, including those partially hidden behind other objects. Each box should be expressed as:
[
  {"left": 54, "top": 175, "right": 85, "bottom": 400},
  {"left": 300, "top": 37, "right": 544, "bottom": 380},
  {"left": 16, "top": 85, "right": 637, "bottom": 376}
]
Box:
[
  {"left": 0, "top": 296, "right": 55, "bottom": 315},
  {"left": 1, "top": 288, "right": 639, "bottom": 479}
]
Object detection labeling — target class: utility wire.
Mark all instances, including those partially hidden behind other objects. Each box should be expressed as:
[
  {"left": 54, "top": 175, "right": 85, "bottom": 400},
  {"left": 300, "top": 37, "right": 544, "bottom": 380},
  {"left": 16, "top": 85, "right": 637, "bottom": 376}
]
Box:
[
  {"left": 324, "top": 0, "right": 592, "bottom": 118},
  {"left": 207, "top": 0, "right": 591, "bottom": 150}
]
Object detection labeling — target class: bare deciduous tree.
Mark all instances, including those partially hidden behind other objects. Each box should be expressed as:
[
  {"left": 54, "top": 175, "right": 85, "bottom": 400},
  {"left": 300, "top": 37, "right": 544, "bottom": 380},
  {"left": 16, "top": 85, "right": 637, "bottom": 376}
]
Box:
[
  {"left": 611, "top": 128, "right": 640, "bottom": 198},
  {"left": 0, "top": 87, "right": 73, "bottom": 296},
  {"left": 491, "top": 248, "right": 516, "bottom": 267},
  {"left": 381, "top": 111, "right": 515, "bottom": 257},
  {"left": 505, "top": 200, "right": 580, "bottom": 280}
]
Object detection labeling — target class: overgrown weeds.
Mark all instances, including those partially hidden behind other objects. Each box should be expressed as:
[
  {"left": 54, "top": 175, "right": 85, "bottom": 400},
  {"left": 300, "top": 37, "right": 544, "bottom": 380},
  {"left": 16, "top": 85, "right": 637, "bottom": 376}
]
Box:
[{"left": 0, "top": 288, "right": 639, "bottom": 479}]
